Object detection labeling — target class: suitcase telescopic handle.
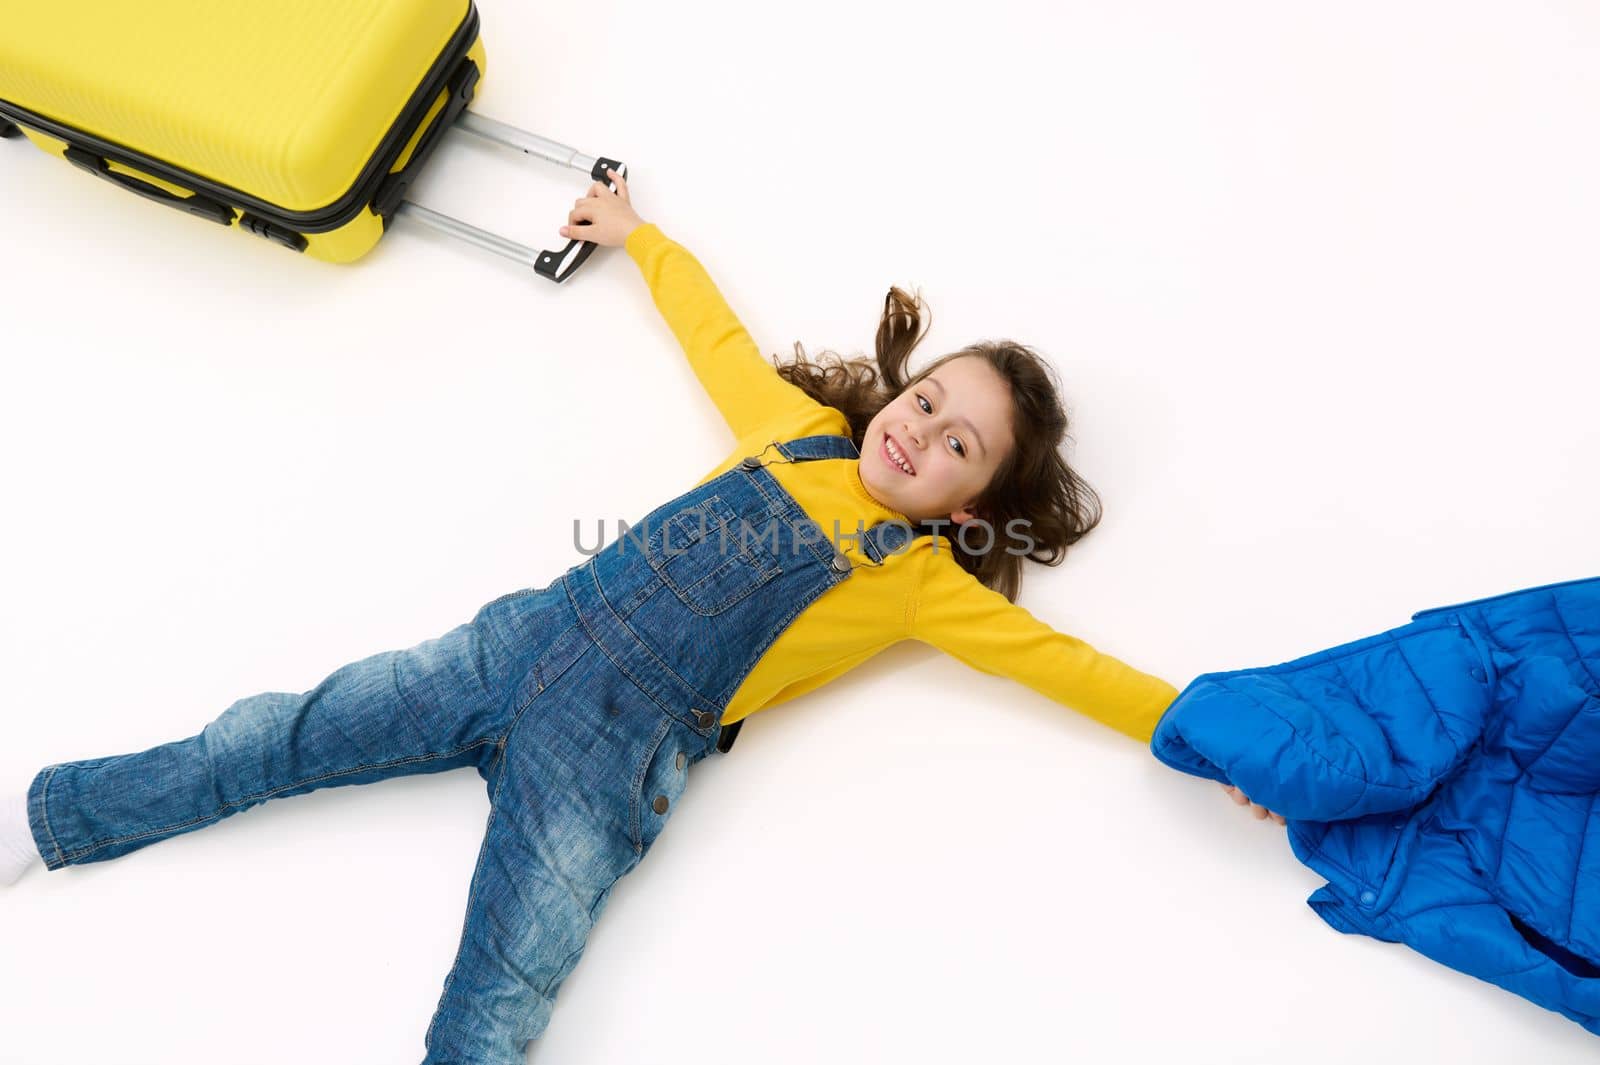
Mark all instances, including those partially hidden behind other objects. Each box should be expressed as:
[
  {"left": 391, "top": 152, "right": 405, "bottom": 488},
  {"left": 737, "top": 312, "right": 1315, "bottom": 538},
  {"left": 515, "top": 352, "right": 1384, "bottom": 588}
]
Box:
[
  {"left": 62, "top": 146, "right": 235, "bottom": 226},
  {"left": 393, "top": 112, "right": 626, "bottom": 284}
]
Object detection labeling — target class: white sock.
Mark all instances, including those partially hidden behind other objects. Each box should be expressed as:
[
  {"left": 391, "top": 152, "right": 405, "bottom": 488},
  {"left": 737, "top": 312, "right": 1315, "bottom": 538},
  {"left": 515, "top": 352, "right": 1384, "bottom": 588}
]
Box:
[{"left": 0, "top": 787, "right": 43, "bottom": 886}]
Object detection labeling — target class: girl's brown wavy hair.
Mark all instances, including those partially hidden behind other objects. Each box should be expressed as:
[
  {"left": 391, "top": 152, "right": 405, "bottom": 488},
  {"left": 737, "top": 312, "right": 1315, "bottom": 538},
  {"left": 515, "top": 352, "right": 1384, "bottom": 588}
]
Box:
[{"left": 773, "top": 286, "right": 1102, "bottom": 603}]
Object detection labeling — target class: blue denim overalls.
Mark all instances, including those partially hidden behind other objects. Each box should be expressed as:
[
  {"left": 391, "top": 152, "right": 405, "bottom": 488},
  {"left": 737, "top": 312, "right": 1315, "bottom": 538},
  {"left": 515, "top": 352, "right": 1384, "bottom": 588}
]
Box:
[{"left": 24, "top": 433, "right": 927, "bottom": 1063}]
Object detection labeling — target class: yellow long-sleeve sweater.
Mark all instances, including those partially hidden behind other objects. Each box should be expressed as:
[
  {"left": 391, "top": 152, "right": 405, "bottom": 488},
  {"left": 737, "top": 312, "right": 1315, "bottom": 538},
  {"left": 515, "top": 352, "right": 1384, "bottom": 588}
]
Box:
[{"left": 626, "top": 223, "right": 1179, "bottom": 743}]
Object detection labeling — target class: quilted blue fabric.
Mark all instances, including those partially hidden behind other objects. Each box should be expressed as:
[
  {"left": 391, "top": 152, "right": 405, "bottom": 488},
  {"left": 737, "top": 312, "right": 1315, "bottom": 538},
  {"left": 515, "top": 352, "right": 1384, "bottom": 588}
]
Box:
[{"left": 1151, "top": 576, "right": 1600, "bottom": 1034}]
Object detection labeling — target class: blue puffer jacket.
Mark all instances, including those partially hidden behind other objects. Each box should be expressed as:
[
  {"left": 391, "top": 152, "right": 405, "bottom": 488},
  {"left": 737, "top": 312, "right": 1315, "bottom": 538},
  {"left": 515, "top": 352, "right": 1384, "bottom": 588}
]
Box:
[{"left": 1151, "top": 576, "right": 1600, "bottom": 1034}]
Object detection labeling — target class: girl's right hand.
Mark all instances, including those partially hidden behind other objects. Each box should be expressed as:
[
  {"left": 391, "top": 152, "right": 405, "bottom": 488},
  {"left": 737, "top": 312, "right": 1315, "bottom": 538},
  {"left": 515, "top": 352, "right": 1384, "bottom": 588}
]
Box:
[
  {"left": 559, "top": 168, "right": 645, "bottom": 248},
  {"left": 1221, "top": 783, "right": 1286, "bottom": 825}
]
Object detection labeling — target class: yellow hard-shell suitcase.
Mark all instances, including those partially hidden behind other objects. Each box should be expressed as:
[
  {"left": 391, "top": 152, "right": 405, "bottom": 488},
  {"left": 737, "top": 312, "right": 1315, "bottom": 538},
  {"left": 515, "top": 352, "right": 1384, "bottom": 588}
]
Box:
[{"left": 0, "top": 0, "right": 624, "bottom": 282}]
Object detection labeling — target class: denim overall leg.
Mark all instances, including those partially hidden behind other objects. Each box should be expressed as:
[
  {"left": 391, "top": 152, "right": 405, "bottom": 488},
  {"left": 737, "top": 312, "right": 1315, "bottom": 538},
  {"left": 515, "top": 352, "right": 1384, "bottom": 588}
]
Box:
[{"left": 22, "top": 582, "right": 576, "bottom": 871}]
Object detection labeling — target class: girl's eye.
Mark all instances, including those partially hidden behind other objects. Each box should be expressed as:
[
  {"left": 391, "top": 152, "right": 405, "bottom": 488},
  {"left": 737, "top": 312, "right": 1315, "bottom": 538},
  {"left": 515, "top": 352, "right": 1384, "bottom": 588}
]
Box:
[{"left": 914, "top": 394, "right": 966, "bottom": 457}]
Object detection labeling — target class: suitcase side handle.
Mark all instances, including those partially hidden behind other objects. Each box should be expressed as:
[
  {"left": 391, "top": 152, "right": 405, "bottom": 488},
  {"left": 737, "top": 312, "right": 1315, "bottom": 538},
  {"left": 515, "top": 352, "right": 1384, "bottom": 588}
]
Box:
[
  {"left": 394, "top": 110, "right": 628, "bottom": 284},
  {"left": 62, "top": 146, "right": 236, "bottom": 227},
  {"left": 372, "top": 58, "right": 482, "bottom": 222}
]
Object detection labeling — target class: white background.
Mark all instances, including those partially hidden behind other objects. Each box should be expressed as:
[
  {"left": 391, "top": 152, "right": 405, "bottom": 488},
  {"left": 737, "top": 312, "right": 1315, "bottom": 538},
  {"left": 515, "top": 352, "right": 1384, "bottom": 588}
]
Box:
[{"left": 2, "top": 1, "right": 1598, "bottom": 1062}]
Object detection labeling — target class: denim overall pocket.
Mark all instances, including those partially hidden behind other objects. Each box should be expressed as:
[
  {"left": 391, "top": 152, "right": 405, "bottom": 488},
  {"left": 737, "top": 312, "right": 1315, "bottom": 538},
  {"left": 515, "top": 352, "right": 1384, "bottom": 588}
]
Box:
[
  {"left": 643, "top": 492, "right": 783, "bottom": 616},
  {"left": 629, "top": 715, "right": 693, "bottom": 856}
]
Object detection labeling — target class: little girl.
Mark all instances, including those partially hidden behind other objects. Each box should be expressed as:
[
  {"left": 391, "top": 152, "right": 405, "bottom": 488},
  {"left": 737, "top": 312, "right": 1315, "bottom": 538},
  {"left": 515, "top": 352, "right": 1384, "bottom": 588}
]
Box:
[{"left": 0, "top": 173, "right": 1185, "bottom": 1062}]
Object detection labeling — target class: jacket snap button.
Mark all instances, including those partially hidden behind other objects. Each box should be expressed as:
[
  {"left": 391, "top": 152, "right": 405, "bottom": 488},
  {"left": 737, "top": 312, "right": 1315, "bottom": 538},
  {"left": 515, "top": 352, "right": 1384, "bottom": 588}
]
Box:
[
  {"left": 652, "top": 795, "right": 670, "bottom": 814},
  {"left": 741, "top": 456, "right": 762, "bottom": 470},
  {"left": 1358, "top": 890, "right": 1377, "bottom": 906},
  {"left": 1469, "top": 667, "right": 1485, "bottom": 682},
  {"left": 676, "top": 752, "right": 686, "bottom": 771}
]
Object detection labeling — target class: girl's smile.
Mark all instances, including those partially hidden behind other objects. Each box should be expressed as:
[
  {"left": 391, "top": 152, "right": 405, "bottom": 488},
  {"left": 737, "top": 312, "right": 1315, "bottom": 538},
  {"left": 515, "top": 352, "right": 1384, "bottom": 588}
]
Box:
[{"left": 881, "top": 432, "right": 916, "bottom": 475}]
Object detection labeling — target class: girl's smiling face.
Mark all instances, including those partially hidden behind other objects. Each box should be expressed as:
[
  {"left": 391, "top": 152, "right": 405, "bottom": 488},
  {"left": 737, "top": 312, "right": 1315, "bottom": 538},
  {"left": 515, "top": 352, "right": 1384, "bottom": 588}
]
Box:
[{"left": 859, "top": 355, "right": 1015, "bottom": 524}]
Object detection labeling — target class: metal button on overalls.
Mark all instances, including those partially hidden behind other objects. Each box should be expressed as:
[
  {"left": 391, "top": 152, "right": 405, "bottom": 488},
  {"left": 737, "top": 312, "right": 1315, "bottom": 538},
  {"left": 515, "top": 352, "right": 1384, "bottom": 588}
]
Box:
[
  {"left": 740, "top": 456, "right": 762, "bottom": 469},
  {"left": 693, "top": 708, "right": 715, "bottom": 729},
  {"left": 652, "top": 795, "right": 669, "bottom": 814},
  {"left": 830, "top": 551, "right": 850, "bottom": 573}
]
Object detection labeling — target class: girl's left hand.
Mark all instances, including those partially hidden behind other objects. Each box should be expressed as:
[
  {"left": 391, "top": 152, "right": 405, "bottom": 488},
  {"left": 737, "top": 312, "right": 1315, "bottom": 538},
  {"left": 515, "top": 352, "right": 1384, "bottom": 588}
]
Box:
[
  {"left": 1221, "top": 783, "right": 1286, "bottom": 826},
  {"left": 558, "top": 168, "right": 644, "bottom": 248}
]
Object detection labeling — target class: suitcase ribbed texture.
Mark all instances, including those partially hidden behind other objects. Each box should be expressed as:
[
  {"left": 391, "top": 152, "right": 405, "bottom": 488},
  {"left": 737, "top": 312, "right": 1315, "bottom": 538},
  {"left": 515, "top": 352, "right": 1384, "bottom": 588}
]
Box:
[{"left": 0, "top": 0, "right": 472, "bottom": 215}]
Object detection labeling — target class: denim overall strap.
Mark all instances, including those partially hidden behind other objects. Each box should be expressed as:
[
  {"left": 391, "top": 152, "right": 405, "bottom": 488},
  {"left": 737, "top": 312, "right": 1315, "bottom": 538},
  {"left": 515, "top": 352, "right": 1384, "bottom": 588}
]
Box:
[
  {"left": 860, "top": 518, "right": 919, "bottom": 564},
  {"left": 766, "top": 433, "right": 860, "bottom": 462}
]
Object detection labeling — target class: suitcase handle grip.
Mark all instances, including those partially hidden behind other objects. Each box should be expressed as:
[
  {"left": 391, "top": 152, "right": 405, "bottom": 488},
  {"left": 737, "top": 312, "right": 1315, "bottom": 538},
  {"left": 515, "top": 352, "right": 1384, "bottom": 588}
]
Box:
[
  {"left": 528, "top": 162, "right": 626, "bottom": 282},
  {"left": 536, "top": 229, "right": 602, "bottom": 284},
  {"left": 63, "top": 146, "right": 236, "bottom": 226}
]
